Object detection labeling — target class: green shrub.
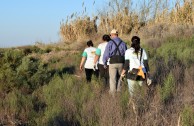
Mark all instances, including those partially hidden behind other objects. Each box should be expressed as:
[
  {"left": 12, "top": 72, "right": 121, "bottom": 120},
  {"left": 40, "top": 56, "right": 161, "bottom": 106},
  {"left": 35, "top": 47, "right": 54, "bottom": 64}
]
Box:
[
  {"left": 3, "top": 89, "right": 34, "bottom": 125},
  {"left": 119, "top": 88, "right": 130, "bottom": 117},
  {"left": 156, "top": 37, "right": 194, "bottom": 66},
  {"left": 181, "top": 106, "right": 194, "bottom": 126},
  {"left": 39, "top": 74, "right": 101, "bottom": 125},
  {"left": 16, "top": 56, "right": 54, "bottom": 92},
  {"left": 44, "top": 46, "right": 52, "bottom": 53},
  {"left": 2, "top": 49, "right": 25, "bottom": 68},
  {"left": 40, "top": 74, "right": 79, "bottom": 125},
  {"left": 16, "top": 57, "right": 40, "bottom": 90},
  {"left": 159, "top": 72, "right": 175, "bottom": 103},
  {"left": 0, "top": 49, "right": 25, "bottom": 93},
  {"left": 30, "top": 46, "right": 42, "bottom": 53},
  {"left": 0, "top": 65, "right": 17, "bottom": 92}
]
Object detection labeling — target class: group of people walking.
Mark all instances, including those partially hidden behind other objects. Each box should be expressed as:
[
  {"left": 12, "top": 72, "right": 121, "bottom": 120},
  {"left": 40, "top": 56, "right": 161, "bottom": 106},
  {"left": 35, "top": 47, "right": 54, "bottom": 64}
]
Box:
[{"left": 79, "top": 29, "right": 150, "bottom": 96}]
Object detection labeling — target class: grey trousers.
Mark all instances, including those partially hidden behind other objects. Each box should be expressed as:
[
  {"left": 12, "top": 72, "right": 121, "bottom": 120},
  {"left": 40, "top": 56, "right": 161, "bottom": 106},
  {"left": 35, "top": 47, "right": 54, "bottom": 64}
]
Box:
[{"left": 109, "top": 63, "right": 123, "bottom": 93}]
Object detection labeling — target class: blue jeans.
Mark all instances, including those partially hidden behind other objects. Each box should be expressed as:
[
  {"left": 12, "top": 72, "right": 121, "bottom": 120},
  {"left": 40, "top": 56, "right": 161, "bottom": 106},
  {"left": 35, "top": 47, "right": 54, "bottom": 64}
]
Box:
[{"left": 127, "top": 79, "right": 143, "bottom": 96}]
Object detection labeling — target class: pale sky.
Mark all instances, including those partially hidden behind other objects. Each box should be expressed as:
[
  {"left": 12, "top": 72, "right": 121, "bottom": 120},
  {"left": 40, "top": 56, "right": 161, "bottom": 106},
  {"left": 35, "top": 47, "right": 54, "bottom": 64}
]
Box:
[
  {"left": 0, "top": 0, "right": 105, "bottom": 47},
  {"left": 0, "top": 0, "right": 178, "bottom": 47}
]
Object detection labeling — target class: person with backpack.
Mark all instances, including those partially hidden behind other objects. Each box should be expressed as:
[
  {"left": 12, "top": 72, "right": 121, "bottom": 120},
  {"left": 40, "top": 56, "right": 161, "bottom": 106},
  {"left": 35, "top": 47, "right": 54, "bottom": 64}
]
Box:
[
  {"left": 80, "top": 40, "right": 98, "bottom": 82},
  {"left": 94, "top": 34, "right": 111, "bottom": 87},
  {"left": 103, "top": 29, "right": 127, "bottom": 93},
  {"left": 121, "top": 36, "right": 150, "bottom": 96}
]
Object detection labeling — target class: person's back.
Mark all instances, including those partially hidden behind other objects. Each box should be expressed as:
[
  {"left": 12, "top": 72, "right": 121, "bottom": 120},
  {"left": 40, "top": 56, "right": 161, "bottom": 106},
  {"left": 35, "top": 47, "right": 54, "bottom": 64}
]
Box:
[
  {"left": 94, "top": 34, "right": 111, "bottom": 87},
  {"left": 103, "top": 29, "right": 127, "bottom": 93},
  {"left": 80, "top": 40, "right": 98, "bottom": 82},
  {"left": 97, "top": 42, "right": 108, "bottom": 65},
  {"left": 121, "top": 36, "right": 150, "bottom": 96},
  {"left": 107, "top": 37, "right": 126, "bottom": 64},
  {"left": 84, "top": 46, "right": 96, "bottom": 69},
  {"left": 126, "top": 47, "right": 147, "bottom": 72}
]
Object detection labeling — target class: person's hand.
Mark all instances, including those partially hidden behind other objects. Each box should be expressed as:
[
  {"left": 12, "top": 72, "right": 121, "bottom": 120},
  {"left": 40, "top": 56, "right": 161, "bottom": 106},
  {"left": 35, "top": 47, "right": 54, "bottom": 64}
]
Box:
[
  {"left": 104, "top": 65, "right": 107, "bottom": 69},
  {"left": 147, "top": 78, "right": 152, "bottom": 86},
  {"left": 93, "top": 65, "right": 96, "bottom": 71},
  {"left": 121, "top": 74, "right": 125, "bottom": 78},
  {"left": 120, "top": 74, "right": 125, "bottom": 81},
  {"left": 80, "top": 65, "right": 83, "bottom": 71}
]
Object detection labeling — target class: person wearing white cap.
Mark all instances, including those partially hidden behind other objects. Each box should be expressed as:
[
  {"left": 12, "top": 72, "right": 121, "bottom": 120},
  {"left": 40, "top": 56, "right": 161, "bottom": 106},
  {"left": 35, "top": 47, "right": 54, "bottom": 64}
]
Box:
[{"left": 103, "top": 29, "right": 127, "bottom": 93}]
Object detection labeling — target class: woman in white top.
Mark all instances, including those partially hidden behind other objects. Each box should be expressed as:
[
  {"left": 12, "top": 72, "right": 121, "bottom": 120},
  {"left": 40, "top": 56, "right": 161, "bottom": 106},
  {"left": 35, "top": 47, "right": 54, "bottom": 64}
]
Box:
[
  {"left": 94, "top": 34, "right": 111, "bottom": 87},
  {"left": 80, "top": 40, "right": 98, "bottom": 82},
  {"left": 121, "top": 36, "right": 150, "bottom": 96}
]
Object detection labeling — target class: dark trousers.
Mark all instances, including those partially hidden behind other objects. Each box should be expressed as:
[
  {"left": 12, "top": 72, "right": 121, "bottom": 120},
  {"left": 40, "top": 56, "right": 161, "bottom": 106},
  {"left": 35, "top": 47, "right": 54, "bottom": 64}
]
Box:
[
  {"left": 85, "top": 68, "right": 99, "bottom": 82},
  {"left": 98, "top": 64, "right": 109, "bottom": 87}
]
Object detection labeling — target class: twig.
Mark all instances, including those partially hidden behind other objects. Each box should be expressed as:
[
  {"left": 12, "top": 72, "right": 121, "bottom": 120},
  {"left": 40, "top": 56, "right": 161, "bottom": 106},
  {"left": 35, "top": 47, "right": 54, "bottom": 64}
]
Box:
[
  {"left": 74, "top": 75, "right": 81, "bottom": 78},
  {"left": 161, "top": 115, "right": 169, "bottom": 125},
  {"left": 178, "top": 115, "right": 181, "bottom": 126}
]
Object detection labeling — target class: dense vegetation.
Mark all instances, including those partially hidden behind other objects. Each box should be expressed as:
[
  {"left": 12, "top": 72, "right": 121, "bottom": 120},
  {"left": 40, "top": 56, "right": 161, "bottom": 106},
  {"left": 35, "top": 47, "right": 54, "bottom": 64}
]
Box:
[
  {"left": 1, "top": 0, "right": 194, "bottom": 125},
  {"left": 0, "top": 36, "right": 194, "bottom": 126}
]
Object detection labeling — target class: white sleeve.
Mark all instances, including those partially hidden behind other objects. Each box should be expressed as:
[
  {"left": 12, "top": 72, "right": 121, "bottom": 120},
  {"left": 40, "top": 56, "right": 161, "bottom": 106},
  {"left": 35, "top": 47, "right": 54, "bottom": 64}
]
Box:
[
  {"left": 142, "top": 49, "right": 148, "bottom": 60},
  {"left": 125, "top": 50, "right": 130, "bottom": 60}
]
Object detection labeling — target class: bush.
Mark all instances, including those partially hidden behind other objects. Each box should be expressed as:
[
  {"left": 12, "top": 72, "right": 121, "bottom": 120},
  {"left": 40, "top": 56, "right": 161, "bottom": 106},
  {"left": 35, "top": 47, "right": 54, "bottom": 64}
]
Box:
[
  {"left": 181, "top": 106, "right": 194, "bottom": 126},
  {"left": 159, "top": 72, "right": 175, "bottom": 103},
  {"left": 16, "top": 56, "right": 56, "bottom": 92},
  {"left": 2, "top": 89, "right": 34, "bottom": 125},
  {"left": 0, "top": 49, "right": 25, "bottom": 93},
  {"left": 34, "top": 74, "right": 104, "bottom": 125},
  {"left": 156, "top": 37, "right": 194, "bottom": 66},
  {"left": 2, "top": 49, "right": 25, "bottom": 68}
]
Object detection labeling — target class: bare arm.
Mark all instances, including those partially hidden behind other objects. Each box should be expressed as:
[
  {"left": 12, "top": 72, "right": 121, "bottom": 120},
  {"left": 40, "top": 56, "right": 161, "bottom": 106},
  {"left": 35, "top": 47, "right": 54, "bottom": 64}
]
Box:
[
  {"left": 80, "top": 57, "right": 86, "bottom": 71},
  {"left": 121, "top": 69, "right": 126, "bottom": 77},
  {"left": 94, "top": 55, "right": 100, "bottom": 65}
]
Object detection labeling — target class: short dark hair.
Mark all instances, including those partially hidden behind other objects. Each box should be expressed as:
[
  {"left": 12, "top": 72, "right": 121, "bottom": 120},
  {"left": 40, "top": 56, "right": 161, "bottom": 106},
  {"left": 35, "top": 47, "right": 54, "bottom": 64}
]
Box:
[
  {"left": 102, "top": 34, "right": 111, "bottom": 42},
  {"left": 87, "top": 40, "right": 93, "bottom": 47}
]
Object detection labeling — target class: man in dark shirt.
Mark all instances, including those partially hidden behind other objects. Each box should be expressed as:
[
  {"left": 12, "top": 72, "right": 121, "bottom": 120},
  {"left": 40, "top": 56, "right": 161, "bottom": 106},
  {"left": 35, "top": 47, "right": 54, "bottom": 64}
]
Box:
[{"left": 103, "top": 29, "right": 127, "bottom": 94}]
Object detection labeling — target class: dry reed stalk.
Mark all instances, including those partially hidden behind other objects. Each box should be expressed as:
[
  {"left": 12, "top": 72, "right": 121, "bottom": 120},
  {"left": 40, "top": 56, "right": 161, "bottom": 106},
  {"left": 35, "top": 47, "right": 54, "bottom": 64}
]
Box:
[
  {"left": 98, "top": 12, "right": 140, "bottom": 35},
  {"left": 177, "top": 115, "right": 181, "bottom": 126},
  {"left": 172, "top": 1, "right": 193, "bottom": 24},
  {"left": 155, "top": 9, "right": 169, "bottom": 24},
  {"left": 60, "top": 0, "right": 194, "bottom": 44},
  {"left": 60, "top": 16, "right": 97, "bottom": 42}
]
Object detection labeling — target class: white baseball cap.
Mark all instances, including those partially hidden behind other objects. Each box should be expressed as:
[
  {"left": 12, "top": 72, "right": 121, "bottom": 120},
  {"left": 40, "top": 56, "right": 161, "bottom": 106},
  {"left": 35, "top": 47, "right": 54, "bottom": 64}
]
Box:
[{"left": 110, "top": 29, "right": 118, "bottom": 34}]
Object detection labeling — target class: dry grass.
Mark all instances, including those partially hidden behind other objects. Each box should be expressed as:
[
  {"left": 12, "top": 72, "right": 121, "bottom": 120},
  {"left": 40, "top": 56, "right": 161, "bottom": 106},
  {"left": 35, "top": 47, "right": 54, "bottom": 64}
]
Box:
[
  {"left": 60, "top": 16, "right": 97, "bottom": 43},
  {"left": 58, "top": 0, "right": 194, "bottom": 50},
  {"left": 138, "top": 23, "right": 194, "bottom": 47}
]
